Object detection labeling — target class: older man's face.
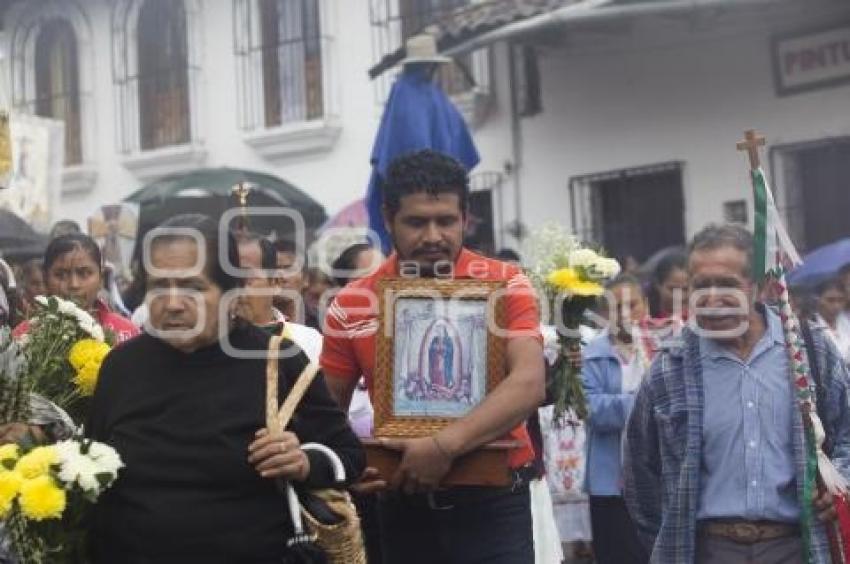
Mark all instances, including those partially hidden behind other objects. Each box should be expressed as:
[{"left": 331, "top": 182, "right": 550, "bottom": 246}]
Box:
[
  {"left": 689, "top": 246, "right": 754, "bottom": 339},
  {"left": 237, "top": 240, "right": 275, "bottom": 324}
]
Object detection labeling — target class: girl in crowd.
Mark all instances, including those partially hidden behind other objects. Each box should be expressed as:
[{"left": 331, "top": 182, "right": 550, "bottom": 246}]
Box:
[
  {"left": 331, "top": 242, "right": 384, "bottom": 288},
  {"left": 647, "top": 251, "right": 688, "bottom": 320},
  {"left": 582, "top": 274, "right": 653, "bottom": 564},
  {"left": 13, "top": 234, "right": 138, "bottom": 342},
  {"left": 18, "top": 258, "right": 46, "bottom": 319},
  {"left": 814, "top": 277, "right": 850, "bottom": 364}
]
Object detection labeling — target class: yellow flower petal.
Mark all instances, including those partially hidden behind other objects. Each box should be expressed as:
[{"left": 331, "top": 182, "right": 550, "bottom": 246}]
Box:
[
  {"left": 569, "top": 281, "right": 604, "bottom": 297},
  {"left": 74, "top": 361, "right": 101, "bottom": 396},
  {"left": 18, "top": 476, "right": 65, "bottom": 521},
  {"left": 68, "top": 339, "right": 110, "bottom": 371},
  {"left": 547, "top": 268, "right": 580, "bottom": 290},
  {"left": 0, "top": 444, "right": 19, "bottom": 463},
  {"left": 0, "top": 471, "right": 23, "bottom": 517},
  {"left": 15, "top": 447, "right": 58, "bottom": 480}
]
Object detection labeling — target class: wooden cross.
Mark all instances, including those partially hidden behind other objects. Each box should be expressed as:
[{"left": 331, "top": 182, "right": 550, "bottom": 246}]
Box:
[
  {"left": 231, "top": 182, "right": 253, "bottom": 207},
  {"left": 736, "top": 129, "right": 766, "bottom": 170}
]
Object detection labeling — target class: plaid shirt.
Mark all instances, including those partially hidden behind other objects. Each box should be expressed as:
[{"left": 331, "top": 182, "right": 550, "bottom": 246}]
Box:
[{"left": 623, "top": 314, "right": 850, "bottom": 564}]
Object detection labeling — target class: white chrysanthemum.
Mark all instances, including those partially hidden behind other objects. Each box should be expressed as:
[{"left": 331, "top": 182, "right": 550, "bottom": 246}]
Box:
[
  {"left": 55, "top": 440, "right": 122, "bottom": 494},
  {"left": 597, "top": 258, "right": 621, "bottom": 278},
  {"left": 34, "top": 295, "right": 48, "bottom": 307},
  {"left": 87, "top": 442, "right": 124, "bottom": 477},
  {"left": 54, "top": 440, "right": 86, "bottom": 486},
  {"left": 76, "top": 456, "right": 105, "bottom": 493},
  {"left": 569, "top": 248, "right": 600, "bottom": 269},
  {"left": 57, "top": 299, "right": 79, "bottom": 317}
]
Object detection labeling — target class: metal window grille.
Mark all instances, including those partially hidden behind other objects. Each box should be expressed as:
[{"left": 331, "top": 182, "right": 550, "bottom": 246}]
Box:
[
  {"left": 136, "top": 0, "right": 191, "bottom": 150},
  {"left": 112, "top": 0, "right": 199, "bottom": 153},
  {"left": 769, "top": 137, "right": 850, "bottom": 253},
  {"left": 467, "top": 170, "right": 504, "bottom": 253},
  {"left": 368, "top": 0, "right": 487, "bottom": 103},
  {"left": 234, "top": 0, "right": 328, "bottom": 131},
  {"left": 569, "top": 161, "right": 684, "bottom": 247},
  {"left": 29, "top": 19, "right": 82, "bottom": 165}
]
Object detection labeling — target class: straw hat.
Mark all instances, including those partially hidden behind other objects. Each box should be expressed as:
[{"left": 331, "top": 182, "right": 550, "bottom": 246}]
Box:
[{"left": 400, "top": 33, "right": 451, "bottom": 66}]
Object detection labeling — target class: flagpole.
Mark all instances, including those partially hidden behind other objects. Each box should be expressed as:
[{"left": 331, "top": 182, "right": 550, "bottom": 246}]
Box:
[{"left": 739, "top": 130, "right": 848, "bottom": 564}]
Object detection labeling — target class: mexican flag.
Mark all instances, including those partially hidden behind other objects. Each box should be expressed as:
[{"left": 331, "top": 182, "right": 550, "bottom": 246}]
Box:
[
  {"left": 750, "top": 166, "right": 801, "bottom": 282},
  {"left": 750, "top": 164, "right": 850, "bottom": 563}
]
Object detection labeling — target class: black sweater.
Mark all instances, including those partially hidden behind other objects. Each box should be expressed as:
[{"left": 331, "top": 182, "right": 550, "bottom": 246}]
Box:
[{"left": 88, "top": 325, "right": 364, "bottom": 563}]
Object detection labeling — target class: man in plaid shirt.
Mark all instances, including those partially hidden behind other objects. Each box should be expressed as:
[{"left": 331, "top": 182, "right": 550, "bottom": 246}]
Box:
[{"left": 624, "top": 225, "right": 850, "bottom": 564}]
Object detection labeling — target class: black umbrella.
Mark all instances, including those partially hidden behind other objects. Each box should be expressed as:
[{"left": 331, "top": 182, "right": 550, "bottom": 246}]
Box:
[
  {"left": 0, "top": 209, "right": 47, "bottom": 261},
  {"left": 124, "top": 167, "right": 328, "bottom": 237}
]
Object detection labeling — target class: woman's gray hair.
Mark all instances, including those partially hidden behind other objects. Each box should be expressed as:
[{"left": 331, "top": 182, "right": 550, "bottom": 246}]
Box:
[{"left": 688, "top": 224, "right": 754, "bottom": 279}]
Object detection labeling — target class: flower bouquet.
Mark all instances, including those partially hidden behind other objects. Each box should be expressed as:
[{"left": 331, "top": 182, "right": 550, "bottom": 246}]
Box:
[
  {"left": 17, "top": 296, "right": 111, "bottom": 424},
  {"left": 0, "top": 437, "right": 123, "bottom": 563},
  {"left": 525, "top": 224, "right": 620, "bottom": 423}
]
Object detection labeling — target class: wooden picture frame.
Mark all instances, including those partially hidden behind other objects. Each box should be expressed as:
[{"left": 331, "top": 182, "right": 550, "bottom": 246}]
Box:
[{"left": 373, "top": 278, "right": 507, "bottom": 437}]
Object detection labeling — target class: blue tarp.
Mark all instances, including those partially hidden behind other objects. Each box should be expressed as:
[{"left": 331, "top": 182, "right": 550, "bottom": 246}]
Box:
[{"left": 366, "top": 66, "right": 480, "bottom": 254}]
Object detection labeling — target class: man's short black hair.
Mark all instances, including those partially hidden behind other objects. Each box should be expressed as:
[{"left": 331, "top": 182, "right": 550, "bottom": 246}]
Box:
[
  {"left": 382, "top": 149, "right": 469, "bottom": 218},
  {"left": 150, "top": 214, "right": 241, "bottom": 293}
]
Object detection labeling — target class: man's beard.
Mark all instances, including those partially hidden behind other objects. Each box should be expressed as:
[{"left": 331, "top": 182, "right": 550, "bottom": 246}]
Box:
[{"left": 398, "top": 244, "right": 456, "bottom": 278}]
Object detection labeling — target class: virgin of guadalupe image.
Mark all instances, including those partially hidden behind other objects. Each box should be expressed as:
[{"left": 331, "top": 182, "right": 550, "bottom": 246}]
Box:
[
  {"left": 427, "top": 326, "right": 455, "bottom": 390},
  {"left": 393, "top": 301, "right": 485, "bottom": 417}
]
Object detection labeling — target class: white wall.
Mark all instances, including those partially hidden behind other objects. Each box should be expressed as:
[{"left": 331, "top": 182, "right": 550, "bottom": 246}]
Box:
[
  {"left": 474, "top": 0, "right": 850, "bottom": 246},
  {"left": 4, "top": 0, "right": 382, "bottom": 227},
  {"left": 6, "top": 0, "right": 849, "bottom": 249}
]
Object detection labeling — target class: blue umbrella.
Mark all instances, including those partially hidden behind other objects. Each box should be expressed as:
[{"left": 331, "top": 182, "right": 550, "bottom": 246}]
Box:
[
  {"left": 787, "top": 238, "right": 850, "bottom": 288},
  {"left": 366, "top": 65, "right": 480, "bottom": 254}
]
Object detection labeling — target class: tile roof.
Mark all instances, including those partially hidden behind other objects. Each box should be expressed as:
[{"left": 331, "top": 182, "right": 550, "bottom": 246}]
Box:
[{"left": 369, "top": 0, "right": 581, "bottom": 78}]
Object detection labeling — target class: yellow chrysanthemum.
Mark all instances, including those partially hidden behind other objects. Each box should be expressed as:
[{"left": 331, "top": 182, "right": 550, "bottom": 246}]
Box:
[
  {"left": 18, "top": 476, "right": 65, "bottom": 521},
  {"left": 0, "top": 471, "right": 22, "bottom": 517},
  {"left": 547, "top": 268, "right": 580, "bottom": 290},
  {"left": 14, "top": 446, "right": 58, "bottom": 480},
  {"left": 73, "top": 360, "right": 101, "bottom": 396},
  {"left": 568, "top": 281, "right": 604, "bottom": 297},
  {"left": 68, "top": 339, "right": 110, "bottom": 372},
  {"left": 0, "top": 444, "right": 20, "bottom": 464},
  {"left": 546, "top": 268, "right": 604, "bottom": 297}
]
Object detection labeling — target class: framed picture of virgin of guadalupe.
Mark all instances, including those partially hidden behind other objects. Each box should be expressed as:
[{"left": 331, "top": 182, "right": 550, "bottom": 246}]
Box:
[{"left": 373, "top": 278, "right": 507, "bottom": 437}]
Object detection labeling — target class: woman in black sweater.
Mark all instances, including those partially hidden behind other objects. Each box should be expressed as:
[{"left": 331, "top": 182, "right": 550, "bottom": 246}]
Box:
[{"left": 87, "top": 215, "right": 364, "bottom": 563}]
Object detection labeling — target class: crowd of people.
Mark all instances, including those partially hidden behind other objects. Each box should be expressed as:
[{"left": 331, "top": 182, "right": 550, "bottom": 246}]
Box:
[{"left": 0, "top": 148, "right": 848, "bottom": 563}]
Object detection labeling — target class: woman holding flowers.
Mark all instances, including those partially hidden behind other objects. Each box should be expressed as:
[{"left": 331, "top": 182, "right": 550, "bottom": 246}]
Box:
[
  {"left": 87, "top": 214, "right": 364, "bottom": 562},
  {"left": 13, "top": 234, "right": 138, "bottom": 343},
  {"left": 2, "top": 234, "right": 137, "bottom": 447},
  {"left": 581, "top": 274, "right": 653, "bottom": 564}
]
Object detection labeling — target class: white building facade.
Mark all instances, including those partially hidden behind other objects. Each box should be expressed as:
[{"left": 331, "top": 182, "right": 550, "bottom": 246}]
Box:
[
  {"left": 1, "top": 0, "right": 382, "bottom": 229},
  {"left": 1, "top": 0, "right": 849, "bottom": 261},
  {"left": 403, "top": 0, "right": 850, "bottom": 259}
]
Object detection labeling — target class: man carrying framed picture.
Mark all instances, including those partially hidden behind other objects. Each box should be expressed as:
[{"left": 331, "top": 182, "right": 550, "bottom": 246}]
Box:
[{"left": 320, "top": 149, "right": 546, "bottom": 563}]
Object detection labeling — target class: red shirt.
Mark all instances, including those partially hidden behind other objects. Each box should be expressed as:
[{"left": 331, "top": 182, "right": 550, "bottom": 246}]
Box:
[
  {"left": 321, "top": 248, "right": 542, "bottom": 468},
  {"left": 13, "top": 300, "right": 139, "bottom": 344}
]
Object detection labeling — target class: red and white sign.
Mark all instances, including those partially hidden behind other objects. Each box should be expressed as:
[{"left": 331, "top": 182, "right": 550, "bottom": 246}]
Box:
[{"left": 774, "top": 25, "right": 850, "bottom": 95}]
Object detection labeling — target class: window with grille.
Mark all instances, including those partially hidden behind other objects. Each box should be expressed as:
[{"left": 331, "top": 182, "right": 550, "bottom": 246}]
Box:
[
  {"left": 234, "top": 0, "right": 328, "bottom": 131},
  {"left": 137, "top": 0, "right": 191, "bottom": 150},
  {"left": 399, "top": 0, "right": 471, "bottom": 96},
  {"left": 33, "top": 19, "right": 82, "bottom": 165},
  {"left": 369, "top": 0, "right": 488, "bottom": 103},
  {"left": 569, "top": 163, "right": 686, "bottom": 262}
]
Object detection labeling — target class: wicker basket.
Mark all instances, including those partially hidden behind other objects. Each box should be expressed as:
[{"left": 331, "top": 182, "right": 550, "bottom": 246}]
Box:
[
  {"left": 302, "top": 489, "right": 367, "bottom": 564},
  {"left": 266, "top": 336, "right": 367, "bottom": 564}
]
